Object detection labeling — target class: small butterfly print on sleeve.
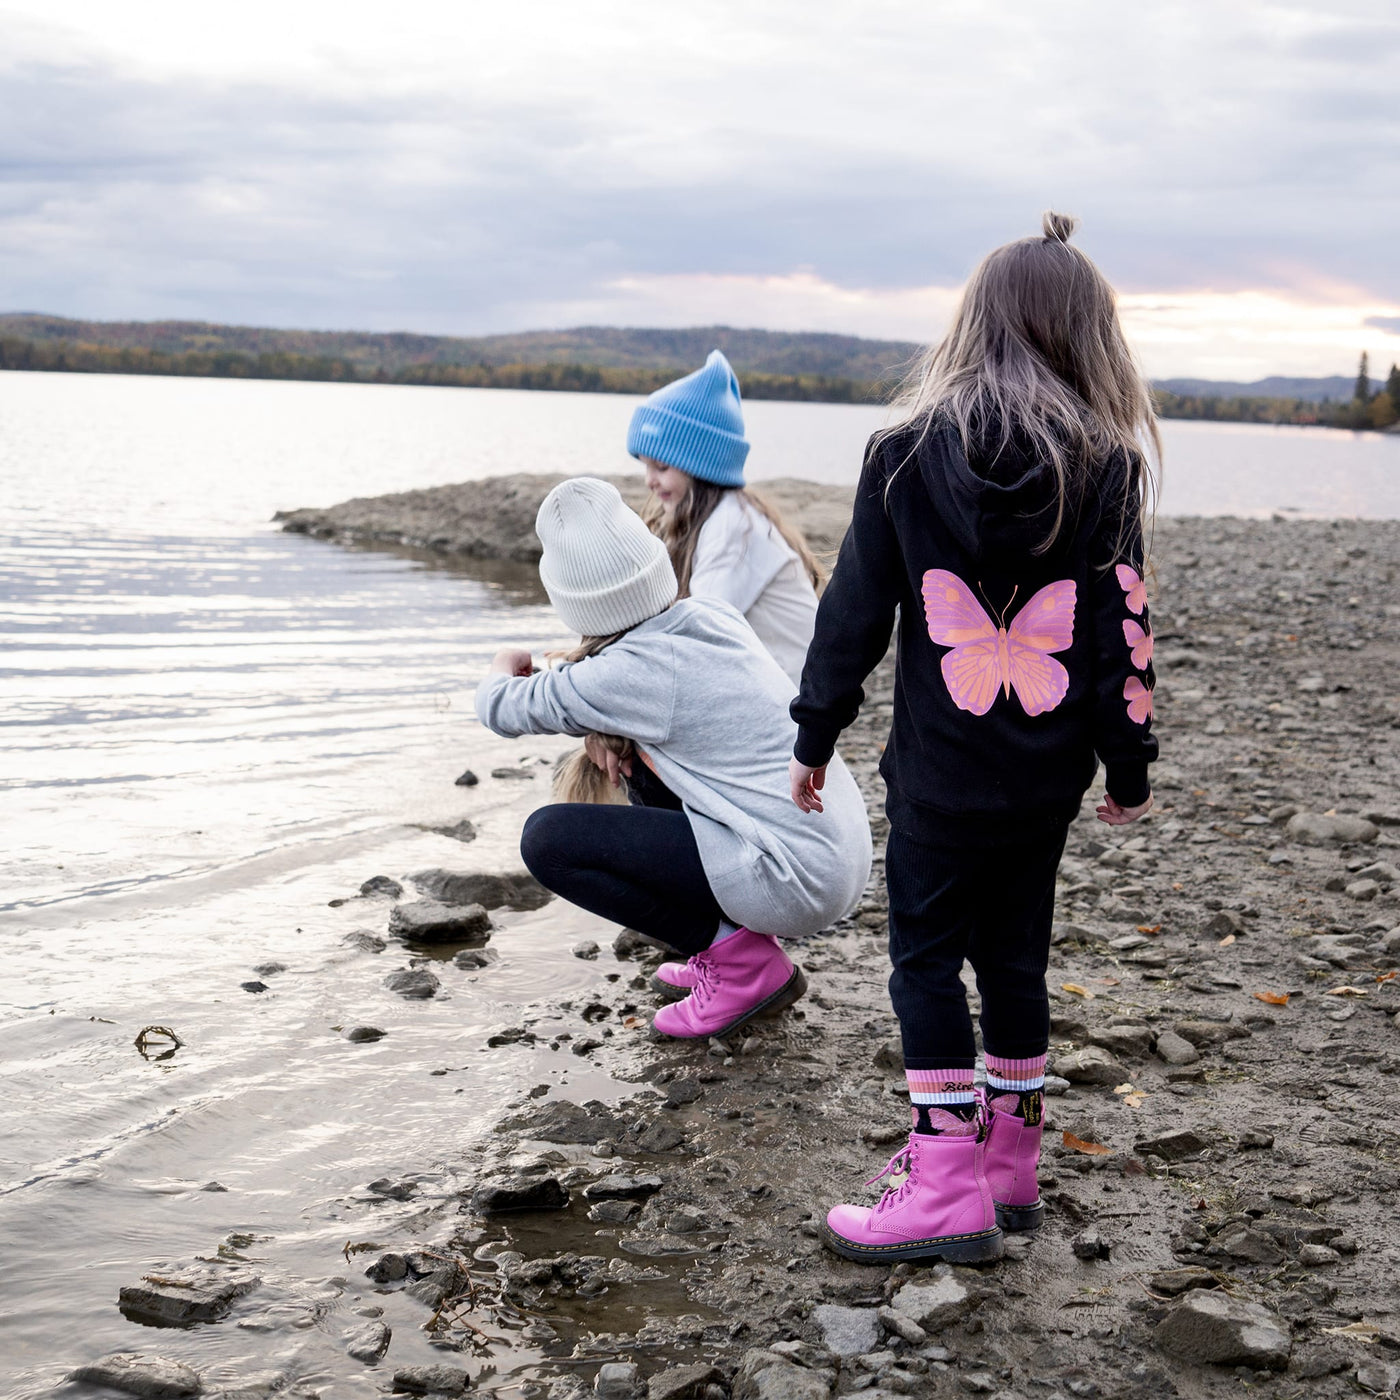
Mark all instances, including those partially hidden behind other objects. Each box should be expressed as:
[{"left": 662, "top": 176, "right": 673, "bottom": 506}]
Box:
[
  {"left": 1116, "top": 565, "right": 1148, "bottom": 615},
  {"left": 1123, "top": 618, "right": 1153, "bottom": 670},
  {"left": 921, "top": 570, "right": 1076, "bottom": 716},
  {"left": 1124, "top": 675, "right": 1153, "bottom": 724}
]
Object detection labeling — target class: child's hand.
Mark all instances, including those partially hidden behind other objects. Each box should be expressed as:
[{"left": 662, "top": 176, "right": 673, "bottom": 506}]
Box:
[
  {"left": 1096, "top": 792, "right": 1153, "bottom": 825},
  {"left": 491, "top": 647, "right": 535, "bottom": 677},
  {"left": 585, "top": 735, "right": 633, "bottom": 788},
  {"left": 790, "top": 758, "right": 827, "bottom": 814}
]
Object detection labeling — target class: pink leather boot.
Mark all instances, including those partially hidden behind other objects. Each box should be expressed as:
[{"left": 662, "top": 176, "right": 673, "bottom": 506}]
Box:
[
  {"left": 823, "top": 1126, "right": 1004, "bottom": 1264},
  {"left": 650, "top": 958, "right": 697, "bottom": 1002},
  {"left": 983, "top": 1090, "right": 1045, "bottom": 1231},
  {"left": 651, "top": 928, "right": 806, "bottom": 1039}
]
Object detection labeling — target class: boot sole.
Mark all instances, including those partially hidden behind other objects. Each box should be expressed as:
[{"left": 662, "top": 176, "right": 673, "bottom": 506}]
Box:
[
  {"left": 994, "top": 1198, "right": 1044, "bottom": 1232},
  {"left": 653, "top": 966, "right": 808, "bottom": 1040},
  {"left": 649, "top": 974, "right": 691, "bottom": 1004},
  {"left": 820, "top": 1222, "right": 1004, "bottom": 1265}
]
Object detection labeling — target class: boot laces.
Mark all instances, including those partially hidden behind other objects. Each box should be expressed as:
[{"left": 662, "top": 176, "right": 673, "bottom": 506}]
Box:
[
  {"left": 866, "top": 1143, "right": 916, "bottom": 1213},
  {"left": 689, "top": 949, "right": 718, "bottom": 1005}
]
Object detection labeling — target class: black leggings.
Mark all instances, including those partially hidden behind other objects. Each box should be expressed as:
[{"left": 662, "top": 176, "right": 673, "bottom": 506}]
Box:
[
  {"left": 520, "top": 764, "right": 726, "bottom": 957},
  {"left": 886, "top": 825, "right": 1068, "bottom": 1070}
]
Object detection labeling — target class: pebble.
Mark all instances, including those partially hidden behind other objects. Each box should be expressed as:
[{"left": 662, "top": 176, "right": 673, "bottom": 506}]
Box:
[
  {"left": 587, "top": 1199, "right": 642, "bottom": 1224},
  {"left": 491, "top": 765, "right": 535, "bottom": 780},
  {"left": 1072, "top": 1230, "right": 1111, "bottom": 1261},
  {"left": 428, "top": 818, "right": 477, "bottom": 844},
  {"left": 890, "top": 1269, "right": 973, "bottom": 1330},
  {"left": 1133, "top": 1127, "right": 1208, "bottom": 1161},
  {"left": 364, "top": 1252, "right": 408, "bottom": 1283},
  {"left": 1052, "top": 1046, "right": 1125, "bottom": 1085},
  {"left": 367, "top": 1177, "right": 417, "bottom": 1199},
  {"left": 344, "top": 1026, "right": 386, "bottom": 1043},
  {"left": 252, "top": 961, "right": 287, "bottom": 976},
  {"left": 453, "top": 768, "right": 479, "bottom": 786},
  {"left": 1237, "top": 1128, "right": 1274, "bottom": 1149},
  {"left": 583, "top": 1173, "right": 664, "bottom": 1200},
  {"left": 240, "top": 981, "right": 269, "bottom": 994},
  {"left": 1356, "top": 1361, "right": 1400, "bottom": 1395},
  {"left": 1286, "top": 812, "right": 1379, "bottom": 846},
  {"left": 1043, "top": 1074, "right": 1071, "bottom": 1096},
  {"left": 595, "top": 1362, "right": 641, "bottom": 1398},
  {"left": 1298, "top": 1243, "right": 1341, "bottom": 1267},
  {"left": 118, "top": 1268, "right": 260, "bottom": 1326},
  {"left": 342, "top": 930, "right": 386, "bottom": 954},
  {"left": 645, "top": 1364, "right": 725, "bottom": 1400},
  {"left": 573, "top": 940, "right": 601, "bottom": 959},
  {"left": 469, "top": 1174, "right": 569, "bottom": 1213},
  {"left": 453, "top": 948, "right": 493, "bottom": 970}
]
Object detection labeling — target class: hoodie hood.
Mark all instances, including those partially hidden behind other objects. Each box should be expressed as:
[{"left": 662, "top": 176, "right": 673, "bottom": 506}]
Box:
[{"left": 917, "top": 417, "right": 1070, "bottom": 569}]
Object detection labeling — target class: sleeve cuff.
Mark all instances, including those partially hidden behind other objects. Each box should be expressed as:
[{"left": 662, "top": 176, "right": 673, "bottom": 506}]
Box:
[
  {"left": 1105, "top": 760, "right": 1150, "bottom": 808},
  {"left": 793, "top": 723, "right": 840, "bottom": 769}
]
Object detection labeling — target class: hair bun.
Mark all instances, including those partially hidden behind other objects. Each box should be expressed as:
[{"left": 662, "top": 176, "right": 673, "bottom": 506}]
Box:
[{"left": 1042, "top": 210, "right": 1079, "bottom": 244}]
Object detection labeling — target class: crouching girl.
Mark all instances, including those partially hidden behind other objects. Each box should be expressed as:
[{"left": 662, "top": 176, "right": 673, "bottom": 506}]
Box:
[{"left": 475, "top": 477, "right": 872, "bottom": 1038}]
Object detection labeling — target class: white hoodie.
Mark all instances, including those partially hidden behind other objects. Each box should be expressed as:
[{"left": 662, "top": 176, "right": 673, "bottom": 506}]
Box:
[{"left": 688, "top": 492, "right": 817, "bottom": 686}]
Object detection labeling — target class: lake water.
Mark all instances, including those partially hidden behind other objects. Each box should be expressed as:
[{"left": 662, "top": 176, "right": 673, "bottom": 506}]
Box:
[{"left": 2, "top": 369, "right": 1398, "bottom": 1397}]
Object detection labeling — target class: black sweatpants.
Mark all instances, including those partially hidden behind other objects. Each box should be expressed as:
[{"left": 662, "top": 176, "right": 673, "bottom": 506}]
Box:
[
  {"left": 886, "top": 824, "right": 1068, "bottom": 1070},
  {"left": 520, "top": 763, "right": 726, "bottom": 957}
]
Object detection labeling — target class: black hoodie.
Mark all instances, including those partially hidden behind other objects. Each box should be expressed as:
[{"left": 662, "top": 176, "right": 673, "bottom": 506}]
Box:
[{"left": 791, "top": 418, "right": 1158, "bottom": 847}]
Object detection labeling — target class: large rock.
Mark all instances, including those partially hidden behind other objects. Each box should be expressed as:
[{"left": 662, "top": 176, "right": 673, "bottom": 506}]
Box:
[
  {"left": 582, "top": 1173, "right": 664, "bottom": 1201},
  {"left": 811, "top": 1304, "right": 879, "bottom": 1356},
  {"left": 1134, "top": 1128, "right": 1209, "bottom": 1161},
  {"left": 388, "top": 899, "right": 491, "bottom": 944},
  {"left": 344, "top": 1320, "right": 391, "bottom": 1362},
  {"left": 383, "top": 968, "right": 440, "bottom": 999},
  {"left": 1052, "top": 1045, "right": 1125, "bottom": 1085},
  {"left": 504, "top": 1098, "right": 627, "bottom": 1144},
  {"left": 890, "top": 1267, "right": 975, "bottom": 1331},
  {"left": 470, "top": 1174, "right": 570, "bottom": 1213},
  {"left": 68, "top": 1354, "right": 202, "bottom": 1398},
  {"left": 410, "top": 868, "right": 552, "bottom": 911},
  {"left": 117, "top": 1269, "right": 259, "bottom": 1326},
  {"left": 1089, "top": 1024, "right": 1152, "bottom": 1058},
  {"left": 1155, "top": 1290, "right": 1291, "bottom": 1369},
  {"left": 1154, "top": 1030, "right": 1200, "bottom": 1066},
  {"left": 646, "top": 1364, "right": 724, "bottom": 1400},
  {"left": 1286, "top": 812, "right": 1378, "bottom": 846},
  {"left": 732, "top": 1349, "right": 832, "bottom": 1400},
  {"left": 392, "top": 1365, "right": 472, "bottom": 1395},
  {"left": 1173, "top": 1019, "right": 1250, "bottom": 1049}
]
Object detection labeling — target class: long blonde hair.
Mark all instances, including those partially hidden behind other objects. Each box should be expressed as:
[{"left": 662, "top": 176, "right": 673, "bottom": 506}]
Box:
[
  {"left": 881, "top": 211, "right": 1160, "bottom": 555},
  {"left": 642, "top": 478, "right": 823, "bottom": 595},
  {"left": 549, "top": 632, "right": 635, "bottom": 806}
]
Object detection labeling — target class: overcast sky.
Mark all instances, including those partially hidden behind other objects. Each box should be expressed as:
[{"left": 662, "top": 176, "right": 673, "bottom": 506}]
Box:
[{"left": 2, "top": 1, "right": 1398, "bottom": 378}]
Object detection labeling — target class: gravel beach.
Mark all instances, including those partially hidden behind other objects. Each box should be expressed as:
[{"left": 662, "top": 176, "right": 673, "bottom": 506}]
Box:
[{"left": 89, "top": 485, "right": 1400, "bottom": 1400}]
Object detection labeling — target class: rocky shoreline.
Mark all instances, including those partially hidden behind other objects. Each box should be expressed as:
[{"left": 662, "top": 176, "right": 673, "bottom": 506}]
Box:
[{"left": 74, "top": 493, "right": 1400, "bottom": 1400}]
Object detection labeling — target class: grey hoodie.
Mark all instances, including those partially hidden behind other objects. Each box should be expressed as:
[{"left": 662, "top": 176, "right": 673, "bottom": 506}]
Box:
[{"left": 476, "top": 597, "right": 872, "bottom": 938}]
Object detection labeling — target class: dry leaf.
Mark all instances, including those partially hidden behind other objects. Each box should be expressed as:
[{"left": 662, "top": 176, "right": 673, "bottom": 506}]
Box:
[
  {"left": 1218, "top": 934, "right": 1236, "bottom": 947},
  {"left": 1061, "top": 983, "right": 1093, "bottom": 999},
  {"left": 1136, "top": 924, "right": 1162, "bottom": 934},
  {"left": 1113, "top": 1083, "right": 1136, "bottom": 1095},
  {"left": 1122, "top": 1093, "right": 1146, "bottom": 1108},
  {"left": 1123, "top": 1157, "right": 1147, "bottom": 1175},
  {"left": 622, "top": 1015, "right": 646, "bottom": 1029},
  {"left": 1327, "top": 986, "right": 1369, "bottom": 998},
  {"left": 1063, "top": 1131, "right": 1113, "bottom": 1156},
  {"left": 1377, "top": 971, "right": 1397, "bottom": 984},
  {"left": 1322, "top": 1322, "right": 1379, "bottom": 1343},
  {"left": 1253, "top": 991, "right": 1289, "bottom": 1006}
]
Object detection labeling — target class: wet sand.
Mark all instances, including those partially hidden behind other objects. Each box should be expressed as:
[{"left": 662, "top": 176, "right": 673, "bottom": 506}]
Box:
[{"left": 58, "top": 490, "right": 1400, "bottom": 1400}]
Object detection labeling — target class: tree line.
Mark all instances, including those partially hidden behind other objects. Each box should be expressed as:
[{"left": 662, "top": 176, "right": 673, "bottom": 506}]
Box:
[{"left": 1, "top": 332, "right": 1396, "bottom": 429}]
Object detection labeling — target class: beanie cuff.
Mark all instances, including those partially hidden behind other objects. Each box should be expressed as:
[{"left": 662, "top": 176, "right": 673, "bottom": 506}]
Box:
[
  {"left": 542, "top": 543, "right": 678, "bottom": 638},
  {"left": 627, "top": 404, "right": 749, "bottom": 487}
]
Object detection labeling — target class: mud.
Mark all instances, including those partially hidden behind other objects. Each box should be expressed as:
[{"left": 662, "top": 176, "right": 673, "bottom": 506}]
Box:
[{"left": 68, "top": 511, "right": 1400, "bottom": 1399}]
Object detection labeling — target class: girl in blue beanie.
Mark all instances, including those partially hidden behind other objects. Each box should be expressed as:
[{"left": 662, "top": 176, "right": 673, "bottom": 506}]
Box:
[{"left": 628, "top": 350, "right": 821, "bottom": 686}]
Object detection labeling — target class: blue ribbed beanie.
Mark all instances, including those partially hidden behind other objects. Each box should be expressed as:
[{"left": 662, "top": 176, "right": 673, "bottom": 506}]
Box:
[{"left": 626, "top": 350, "right": 750, "bottom": 487}]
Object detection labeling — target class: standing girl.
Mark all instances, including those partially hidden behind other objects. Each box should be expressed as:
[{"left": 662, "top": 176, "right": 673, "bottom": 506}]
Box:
[
  {"left": 476, "top": 477, "right": 871, "bottom": 1039},
  {"left": 629, "top": 350, "right": 822, "bottom": 686},
  {"left": 790, "top": 213, "right": 1159, "bottom": 1263}
]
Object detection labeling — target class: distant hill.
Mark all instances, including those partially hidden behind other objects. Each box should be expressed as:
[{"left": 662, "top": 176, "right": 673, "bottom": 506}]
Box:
[
  {"left": 1156, "top": 375, "right": 1366, "bottom": 404},
  {"left": 0, "top": 313, "right": 920, "bottom": 382}
]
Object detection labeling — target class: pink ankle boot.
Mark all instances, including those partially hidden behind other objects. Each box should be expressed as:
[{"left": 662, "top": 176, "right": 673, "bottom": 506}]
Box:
[
  {"left": 983, "top": 1090, "right": 1045, "bottom": 1231},
  {"left": 823, "top": 1127, "right": 1004, "bottom": 1264},
  {"left": 650, "top": 958, "right": 697, "bottom": 1002},
  {"left": 651, "top": 928, "right": 806, "bottom": 1039}
]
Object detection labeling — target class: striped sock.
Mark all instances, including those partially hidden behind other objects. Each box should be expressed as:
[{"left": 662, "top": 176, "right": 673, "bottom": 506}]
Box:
[
  {"left": 985, "top": 1053, "right": 1047, "bottom": 1123},
  {"left": 906, "top": 1068, "right": 977, "bottom": 1136}
]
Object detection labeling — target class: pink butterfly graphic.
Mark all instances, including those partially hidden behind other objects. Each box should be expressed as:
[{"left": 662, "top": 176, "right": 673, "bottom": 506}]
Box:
[
  {"left": 1124, "top": 675, "right": 1154, "bottom": 724},
  {"left": 1123, "top": 619, "right": 1153, "bottom": 670},
  {"left": 1116, "top": 564, "right": 1147, "bottom": 615},
  {"left": 921, "top": 570, "right": 1077, "bottom": 717}
]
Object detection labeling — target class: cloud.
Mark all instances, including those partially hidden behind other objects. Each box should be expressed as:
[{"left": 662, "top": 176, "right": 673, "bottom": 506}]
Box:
[{"left": 0, "top": 0, "right": 1397, "bottom": 378}]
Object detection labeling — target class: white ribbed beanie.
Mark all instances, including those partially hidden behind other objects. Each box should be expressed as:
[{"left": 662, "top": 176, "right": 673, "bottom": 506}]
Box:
[{"left": 535, "top": 478, "right": 678, "bottom": 638}]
